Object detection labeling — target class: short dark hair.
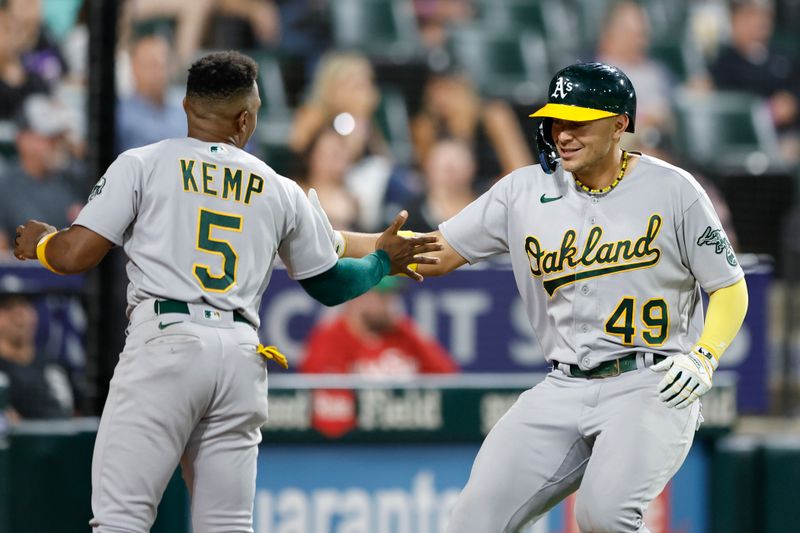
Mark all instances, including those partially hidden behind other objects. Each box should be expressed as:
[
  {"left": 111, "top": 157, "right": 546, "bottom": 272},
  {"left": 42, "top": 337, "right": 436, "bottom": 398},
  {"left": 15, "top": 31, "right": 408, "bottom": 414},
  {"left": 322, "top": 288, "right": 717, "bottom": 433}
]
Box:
[{"left": 186, "top": 51, "right": 258, "bottom": 101}]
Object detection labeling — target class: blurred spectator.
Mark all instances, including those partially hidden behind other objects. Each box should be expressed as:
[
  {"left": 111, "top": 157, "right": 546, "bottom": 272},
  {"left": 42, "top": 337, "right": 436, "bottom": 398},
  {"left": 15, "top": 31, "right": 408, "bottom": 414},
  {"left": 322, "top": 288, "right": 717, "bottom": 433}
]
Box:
[
  {"left": 709, "top": 0, "right": 800, "bottom": 163},
  {"left": 61, "top": 0, "right": 89, "bottom": 86},
  {"left": 122, "top": 0, "right": 215, "bottom": 74},
  {"left": 123, "top": 0, "right": 280, "bottom": 74},
  {"left": 405, "top": 138, "right": 476, "bottom": 233},
  {"left": 8, "top": 0, "right": 67, "bottom": 86},
  {"left": 414, "top": 0, "right": 475, "bottom": 51},
  {"left": 291, "top": 51, "right": 408, "bottom": 231},
  {"left": 596, "top": 0, "right": 676, "bottom": 150},
  {"left": 411, "top": 68, "right": 533, "bottom": 191},
  {"left": 295, "top": 128, "right": 361, "bottom": 230},
  {"left": 210, "top": 0, "right": 281, "bottom": 50},
  {"left": 276, "top": 0, "right": 330, "bottom": 78},
  {"left": 116, "top": 34, "right": 185, "bottom": 153},
  {"left": 0, "top": 294, "right": 72, "bottom": 420},
  {"left": 290, "top": 51, "right": 389, "bottom": 161},
  {"left": 0, "top": 5, "right": 49, "bottom": 120},
  {"left": 0, "top": 95, "right": 83, "bottom": 247},
  {"left": 301, "top": 277, "right": 458, "bottom": 376}
]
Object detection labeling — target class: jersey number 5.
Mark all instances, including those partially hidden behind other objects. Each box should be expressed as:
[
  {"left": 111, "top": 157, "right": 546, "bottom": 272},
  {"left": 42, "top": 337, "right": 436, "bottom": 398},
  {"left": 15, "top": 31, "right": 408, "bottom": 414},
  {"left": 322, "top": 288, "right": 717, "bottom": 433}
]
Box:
[
  {"left": 193, "top": 208, "right": 242, "bottom": 292},
  {"left": 604, "top": 297, "right": 669, "bottom": 346}
]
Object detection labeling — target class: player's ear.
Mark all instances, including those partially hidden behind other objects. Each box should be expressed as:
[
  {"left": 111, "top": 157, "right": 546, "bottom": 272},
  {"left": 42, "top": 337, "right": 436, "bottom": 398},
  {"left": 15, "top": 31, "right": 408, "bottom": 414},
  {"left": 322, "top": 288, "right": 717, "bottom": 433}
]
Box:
[
  {"left": 612, "top": 115, "right": 628, "bottom": 140},
  {"left": 236, "top": 109, "right": 250, "bottom": 134}
]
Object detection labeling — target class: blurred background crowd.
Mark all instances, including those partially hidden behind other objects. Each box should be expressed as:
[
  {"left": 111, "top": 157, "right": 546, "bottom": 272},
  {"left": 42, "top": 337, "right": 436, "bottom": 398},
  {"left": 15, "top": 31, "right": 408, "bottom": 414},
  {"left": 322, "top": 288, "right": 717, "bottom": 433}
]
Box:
[{"left": 0, "top": 0, "right": 798, "bottom": 422}]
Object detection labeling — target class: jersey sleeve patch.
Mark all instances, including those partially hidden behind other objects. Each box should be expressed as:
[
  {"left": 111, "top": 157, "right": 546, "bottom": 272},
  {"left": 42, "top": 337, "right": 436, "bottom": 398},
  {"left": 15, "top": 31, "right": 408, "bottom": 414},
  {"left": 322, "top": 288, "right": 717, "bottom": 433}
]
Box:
[
  {"left": 87, "top": 176, "right": 106, "bottom": 202},
  {"left": 696, "top": 226, "right": 737, "bottom": 267}
]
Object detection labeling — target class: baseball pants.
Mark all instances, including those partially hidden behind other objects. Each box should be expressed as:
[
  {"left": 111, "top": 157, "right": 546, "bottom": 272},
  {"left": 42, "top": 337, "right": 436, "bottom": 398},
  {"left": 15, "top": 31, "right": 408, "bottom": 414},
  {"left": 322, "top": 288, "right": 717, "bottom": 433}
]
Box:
[
  {"left": 445, "top": 364, "right": 700, "bottom": 533},
  {"left": 90, "top": 300, "right": 269, "bottom": 533}
]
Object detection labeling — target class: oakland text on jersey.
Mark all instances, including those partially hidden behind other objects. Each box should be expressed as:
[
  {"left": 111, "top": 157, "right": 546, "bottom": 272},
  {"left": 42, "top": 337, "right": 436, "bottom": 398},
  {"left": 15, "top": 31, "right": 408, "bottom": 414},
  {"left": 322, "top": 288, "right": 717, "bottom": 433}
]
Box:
[
  {"left": 179, "top": 158, "right": 264, "bottom": 204},
  {"left": 525, "top": 214, "right": 663, "bottom": 297}
]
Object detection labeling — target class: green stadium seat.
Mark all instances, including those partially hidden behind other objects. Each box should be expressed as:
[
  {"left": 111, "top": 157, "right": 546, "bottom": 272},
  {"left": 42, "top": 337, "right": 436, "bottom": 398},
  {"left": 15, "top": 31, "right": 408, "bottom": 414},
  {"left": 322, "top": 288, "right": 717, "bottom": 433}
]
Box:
[
  {"left": 474, "top": 0, "right": 546, "bottom": 34},
  {"left": 649, "top": 35, "right": 707, "bottom": 83},
  {"left": 640, "top": 0, "right": 690, "bottom": 45},
  {"left": 245, "top": 51, "right": 295, "bottom": 176},
  {"left": 251, "top": 52, "right": 291, "bottom": 119},
  {"left": 534, "top": 0, "right": 587, "bottom": 71},
  {"left": 447, "top": 25, "right": 549, "bottom": 104},
  {"left": 331, "top": 0, "right": 422, "bottom": 60},
  {"left": 672, "top": 90, "right": 787, "bottom": 175},
  {"left": 0, "top": 120, "right": 17, "bottom": 161},
  {"left": 375, "top": 86, "right": 413, "bottom": 165}
]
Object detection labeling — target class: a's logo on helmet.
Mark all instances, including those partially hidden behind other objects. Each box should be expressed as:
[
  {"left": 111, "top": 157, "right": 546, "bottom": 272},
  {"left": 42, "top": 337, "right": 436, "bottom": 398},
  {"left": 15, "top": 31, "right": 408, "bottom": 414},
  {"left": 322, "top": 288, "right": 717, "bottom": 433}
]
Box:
[{"left": 551, "top": 77, "right": 574, "bottom": 99}]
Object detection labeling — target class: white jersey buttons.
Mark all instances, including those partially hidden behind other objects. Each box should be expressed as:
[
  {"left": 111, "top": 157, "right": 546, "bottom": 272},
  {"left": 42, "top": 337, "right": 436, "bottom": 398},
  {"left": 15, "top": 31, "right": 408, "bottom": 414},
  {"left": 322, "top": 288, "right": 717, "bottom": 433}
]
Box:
[
  {"left": 581, "top": 285, "right": 590, "bottom": 295},
  {"left": 581, "top": 324, "right": 589, "bottom": 333}
]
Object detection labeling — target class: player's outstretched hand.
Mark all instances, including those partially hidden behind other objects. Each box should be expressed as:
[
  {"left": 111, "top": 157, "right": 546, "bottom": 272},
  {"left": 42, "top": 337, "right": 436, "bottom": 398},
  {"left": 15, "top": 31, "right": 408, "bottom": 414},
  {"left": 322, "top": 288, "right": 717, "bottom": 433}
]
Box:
[
  {"left": 14, "top": 220, "right": 56, "bottom": 261},
  {"left": 376, "top": 211, "right": 442, "bottom": 281},
  {"left": 651, "top": 348, "right": 718, "bottom": 409}
]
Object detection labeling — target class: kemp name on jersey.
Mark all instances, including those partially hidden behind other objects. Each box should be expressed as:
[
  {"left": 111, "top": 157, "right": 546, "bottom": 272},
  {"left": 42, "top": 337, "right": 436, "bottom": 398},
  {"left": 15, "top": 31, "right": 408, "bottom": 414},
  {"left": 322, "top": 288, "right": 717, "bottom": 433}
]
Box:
[
  {"left": 179, "top": 158, "right": 265, "bottom": 205},
  {"left": 525, "top": 214, "right": 663, "bottom": 297}
]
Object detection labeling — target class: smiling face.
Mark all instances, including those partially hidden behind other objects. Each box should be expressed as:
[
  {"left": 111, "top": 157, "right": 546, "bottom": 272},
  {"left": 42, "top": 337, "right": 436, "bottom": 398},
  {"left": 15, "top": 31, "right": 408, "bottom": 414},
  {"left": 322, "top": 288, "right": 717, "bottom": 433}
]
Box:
[{"left": 550, "top": 115, "right": 627, "bottom": 177}]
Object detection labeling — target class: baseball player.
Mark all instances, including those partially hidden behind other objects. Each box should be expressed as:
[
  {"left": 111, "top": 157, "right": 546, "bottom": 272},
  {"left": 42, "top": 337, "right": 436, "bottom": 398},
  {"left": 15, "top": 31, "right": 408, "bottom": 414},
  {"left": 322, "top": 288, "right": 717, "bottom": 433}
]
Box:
[
  {"left": 13, "top": 51, "right": 441, "bottom": 533},
  {"left": 324, "top": 62, "right": 749, "bottom": 532}
]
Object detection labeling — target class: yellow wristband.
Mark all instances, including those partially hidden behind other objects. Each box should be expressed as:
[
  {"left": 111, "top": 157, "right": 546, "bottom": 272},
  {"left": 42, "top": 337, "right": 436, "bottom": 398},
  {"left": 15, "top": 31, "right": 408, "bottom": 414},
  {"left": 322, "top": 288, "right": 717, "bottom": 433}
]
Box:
[{"left": 36, "top": 232, "right": 60, "bottom": 274}]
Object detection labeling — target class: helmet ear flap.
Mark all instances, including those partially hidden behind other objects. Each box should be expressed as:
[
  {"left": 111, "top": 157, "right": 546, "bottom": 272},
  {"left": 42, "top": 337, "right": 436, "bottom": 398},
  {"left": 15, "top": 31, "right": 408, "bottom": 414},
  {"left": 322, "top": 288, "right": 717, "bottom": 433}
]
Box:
[{"left": 535, "top": 119, "right": 559, "bottom": 174}]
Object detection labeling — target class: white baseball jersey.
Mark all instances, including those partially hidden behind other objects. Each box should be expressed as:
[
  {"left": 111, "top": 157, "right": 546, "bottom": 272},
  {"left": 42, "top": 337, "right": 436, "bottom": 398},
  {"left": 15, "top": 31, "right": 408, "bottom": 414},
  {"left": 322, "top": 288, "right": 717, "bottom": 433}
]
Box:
[
  {"left": 74, "top": 138, "right": 337, "bottom": 326},
  {"left": 440, "top": 153, "right": 744, "bottom": 368}
]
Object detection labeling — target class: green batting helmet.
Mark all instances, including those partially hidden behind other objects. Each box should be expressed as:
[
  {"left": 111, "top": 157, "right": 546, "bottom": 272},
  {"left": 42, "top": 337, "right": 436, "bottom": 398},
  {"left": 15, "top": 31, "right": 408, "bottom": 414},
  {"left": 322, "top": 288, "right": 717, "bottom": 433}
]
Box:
[
  {"left": 531, "top": 62, "right": 636, "bottom": 173},
  {"left": 530, "top": 62, "right": 637, "bottom": 131}
]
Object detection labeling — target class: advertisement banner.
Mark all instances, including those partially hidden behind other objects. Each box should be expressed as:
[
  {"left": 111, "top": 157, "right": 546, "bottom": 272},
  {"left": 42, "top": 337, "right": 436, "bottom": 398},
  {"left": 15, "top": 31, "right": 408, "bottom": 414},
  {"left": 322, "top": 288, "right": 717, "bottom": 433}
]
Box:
[
  {"left": 254, "top": 443, "right": 709, "bottom": 533},
  {"left": 262, "top": 375, "right": 736, "bottom": 443}
]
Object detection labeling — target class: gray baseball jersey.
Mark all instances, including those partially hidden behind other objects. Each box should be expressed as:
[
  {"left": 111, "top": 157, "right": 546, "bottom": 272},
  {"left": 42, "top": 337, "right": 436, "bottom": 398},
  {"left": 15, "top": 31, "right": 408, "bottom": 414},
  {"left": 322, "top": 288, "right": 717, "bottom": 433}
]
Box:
[
  {"left": 440, "top": 153, "right": 743, "bottom": 369},
  {"left": 74, "top": 137, "right": 337, "bottom": 326},
  {"left": 79, "top": 137, "right": 338, "bottom": 532},
  {"left": 441, "top": 153, "right": 741, "bottom": 532}
]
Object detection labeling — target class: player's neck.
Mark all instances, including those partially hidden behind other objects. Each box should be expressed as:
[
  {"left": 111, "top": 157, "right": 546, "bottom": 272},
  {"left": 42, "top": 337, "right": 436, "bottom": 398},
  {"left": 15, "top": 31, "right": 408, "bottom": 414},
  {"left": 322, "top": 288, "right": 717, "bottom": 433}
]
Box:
[
  {"left": 571, "top": 148, "right": 626, "bottom": 191},
  {"left": 187, "top": 124, "right": 244, "bottom": 149}
]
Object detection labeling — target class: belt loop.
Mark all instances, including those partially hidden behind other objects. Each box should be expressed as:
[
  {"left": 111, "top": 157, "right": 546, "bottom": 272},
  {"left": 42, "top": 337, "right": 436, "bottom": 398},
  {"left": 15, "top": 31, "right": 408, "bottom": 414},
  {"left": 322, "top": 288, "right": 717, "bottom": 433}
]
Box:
[
  {"left": 636, "top": 352, "right": 644, "bottom": 370},
  {"left": 645, "top": 352, "right": 654, "bottom": 367}
]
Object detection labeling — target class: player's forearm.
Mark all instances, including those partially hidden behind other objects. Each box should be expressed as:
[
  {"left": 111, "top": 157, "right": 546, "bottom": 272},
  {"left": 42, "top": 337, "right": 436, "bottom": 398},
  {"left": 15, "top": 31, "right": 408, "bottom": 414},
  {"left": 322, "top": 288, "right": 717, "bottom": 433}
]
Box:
[
  {"left": 39, "top": 226, "right": 113, "bottom": 274},
  {"left": 298, "top": 251, "right": 390, "bottom": 307},
  {"left": 413, "top": 231, "right": 467, "bottom": 277},
  {"left": 697, "top": 278, "right": 749, "bottom": 361},
  {"left": 342, "top": 230, "right": 465, "bottom": 278},
  {"left": 340, "top": 231, "right": 382, "bottom": 258}
]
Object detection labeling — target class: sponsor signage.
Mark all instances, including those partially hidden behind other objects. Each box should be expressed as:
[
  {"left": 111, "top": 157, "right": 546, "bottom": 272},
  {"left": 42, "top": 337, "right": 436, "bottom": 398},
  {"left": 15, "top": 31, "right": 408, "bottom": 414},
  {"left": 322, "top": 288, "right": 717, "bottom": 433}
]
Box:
[{"left": 263, "top": 375, "right": 736, "bottom": 443}]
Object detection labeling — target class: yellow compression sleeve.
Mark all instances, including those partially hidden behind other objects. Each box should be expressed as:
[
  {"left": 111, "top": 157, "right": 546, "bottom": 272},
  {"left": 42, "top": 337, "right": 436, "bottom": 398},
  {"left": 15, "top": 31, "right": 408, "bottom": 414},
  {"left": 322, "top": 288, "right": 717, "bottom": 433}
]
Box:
[{"left": 696, "top": 278, "right": 749, "bottom": 361}]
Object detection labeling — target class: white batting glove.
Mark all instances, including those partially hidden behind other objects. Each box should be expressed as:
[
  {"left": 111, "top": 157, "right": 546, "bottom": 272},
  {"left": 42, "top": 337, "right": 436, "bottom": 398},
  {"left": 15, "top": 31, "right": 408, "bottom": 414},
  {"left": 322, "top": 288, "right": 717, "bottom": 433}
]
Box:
[
  {"left": 651, "top": 347, "right": 718, "bottom": 409},
  {"left": 308, "top": 188, "right": 345, "bottom": 258}
]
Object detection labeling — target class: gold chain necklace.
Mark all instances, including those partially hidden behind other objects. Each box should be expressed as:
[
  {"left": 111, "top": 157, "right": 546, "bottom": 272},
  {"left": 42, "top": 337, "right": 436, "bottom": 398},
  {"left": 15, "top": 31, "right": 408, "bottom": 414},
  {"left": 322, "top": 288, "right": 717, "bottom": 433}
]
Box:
[{"left": 574, "top": 151, "right": 629, "bottom": 194}]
